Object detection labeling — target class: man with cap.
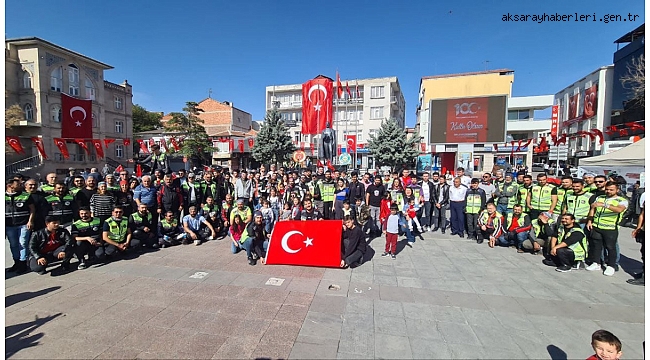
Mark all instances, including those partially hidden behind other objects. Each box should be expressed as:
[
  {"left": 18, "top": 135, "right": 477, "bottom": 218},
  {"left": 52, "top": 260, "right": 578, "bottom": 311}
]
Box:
[
  {"left": 104, "top": 174, "right": 120, "bottom": 195},
  {"left": 64, "top": 168, "right": 76, "bottom": 190},
  {"left": 230, "top": 198, "right": 253, "bottom": 225},
  {"left": 182, "top": 205, "right": 216, "bottom": 245},
  {"left": 240, "top": 211, "right": 270, "bottom": 265},
  {"left": 583, "top": 173, "right": 597, "bottom": 193},
  {"left": 465, "top": 178, "right": 487, "bottom": 241}
]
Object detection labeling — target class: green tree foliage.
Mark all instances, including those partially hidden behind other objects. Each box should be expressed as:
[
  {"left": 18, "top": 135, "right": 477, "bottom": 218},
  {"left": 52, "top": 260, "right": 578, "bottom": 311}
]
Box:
[
  {"left": 5, "top": 104, "right": 24, "bottom": 129},
  {"left": 132, "top": 104, "right": 162, "bottom": 133},
  {"left": 164, "top": 102, "right": 215, "bottom": 160},
  {"left": 367, "top": 118, "right": 421, "bottom": 171},
  {"left": 252, "top": 108, "right": 295, "bottom": 166}
]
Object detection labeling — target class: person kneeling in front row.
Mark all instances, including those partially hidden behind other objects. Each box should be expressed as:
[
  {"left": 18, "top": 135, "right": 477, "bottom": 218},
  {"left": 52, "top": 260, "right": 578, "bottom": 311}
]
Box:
[
  {"left": 543, "top": 213, "right": 588, "bottom": 272},
  {"left": 182, "top": 206, "right": 216, "bottom": 246},
  {"left": 240, "top": 211, "right": 269, "bottom": 265},
  {"left": 103, "top": 206, "right": 139, "bottom": 257},
  {"left": 158, "top": 210, "right": 184, "bottom": 247},
  {"left": 28, "top": 216, "right": 75, "bottom": 274},
  {"left": 341, "top": 215, "right": 366, "bottom": 268}
]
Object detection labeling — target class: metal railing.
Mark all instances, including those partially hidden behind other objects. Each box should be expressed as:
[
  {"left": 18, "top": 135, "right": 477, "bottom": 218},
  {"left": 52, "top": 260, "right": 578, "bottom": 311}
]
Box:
[{"left": 5, "top": 155, "right": 42, "bottom": 177}]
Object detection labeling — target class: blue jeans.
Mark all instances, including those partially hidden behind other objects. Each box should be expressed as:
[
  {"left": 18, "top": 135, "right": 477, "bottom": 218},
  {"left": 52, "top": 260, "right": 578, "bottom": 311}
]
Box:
[
  {"left": 231, "top": 240, "right": 243, "bottom": 254},
  {"left": 420, "top": 201, "right": 432, "bottom": 227},
  {"left": 6, "top": 225, "right": 30, "bottom": 261},
  {"left": 400, "top": 219, "right": 415, "bottom": 243},
  {"left": 497, "top": 231, "right": 529, "bottom": 248},
  {"left": 496, "top": 204, "right": 512, "bottom": 215}
]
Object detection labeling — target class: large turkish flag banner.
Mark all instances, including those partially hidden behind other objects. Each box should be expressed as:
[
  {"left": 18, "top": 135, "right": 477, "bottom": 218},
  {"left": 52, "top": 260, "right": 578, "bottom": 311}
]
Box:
[
  {"left": 582, "top": 84, "right": 597, "bottom": 119},
  {"left": 266, "top": 220, "right": 342, "bottom": 268},
  {"left": 61, "top": 93, "right": 92, "bottom": 139},
  {"left": 446, "top": 97, "right": 489, "bottom": 143},
  {"left": 345, "top": 135, "right": 357, "bottom": 153},
  {"left": 301, "top": 77, "right": 333, "bottom": 135}
]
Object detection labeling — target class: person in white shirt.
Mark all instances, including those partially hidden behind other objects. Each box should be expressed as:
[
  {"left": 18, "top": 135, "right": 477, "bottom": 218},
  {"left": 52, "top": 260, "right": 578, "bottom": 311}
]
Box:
[
  {"left": 456, "top": 167, "right": 472, "bottom": 188},
  {"left": 418, "top": 172, "right": 435, "bottom": 231},
  {"left": 448, "top": 177, "right": 468, "bottom": 238}
]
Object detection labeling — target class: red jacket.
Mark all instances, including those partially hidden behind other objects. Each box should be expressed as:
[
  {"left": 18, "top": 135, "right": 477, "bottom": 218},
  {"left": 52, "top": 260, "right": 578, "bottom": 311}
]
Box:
[{"left": 380, "top": 198, "right": 391, "bottom": 222}]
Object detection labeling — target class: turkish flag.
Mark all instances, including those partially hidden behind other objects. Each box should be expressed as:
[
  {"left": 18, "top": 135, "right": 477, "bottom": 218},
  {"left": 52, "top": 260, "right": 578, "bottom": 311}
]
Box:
[
  {"left": 300, "top": 142, "right": 305, "bottom": 151},
  {"left": 61, "top": 93, "right": 92, "bottom": 139},
  {"left": 625, "top": 122, "right": 645, "bottom": 132},
  {"left": 229, "top": 139, "right": 234, "bottom": 152},
  {"left": 7, "top": 136, "right": 25, "bottom": 155},
  {"left": 327, "top": 160, "right": 336, "bottom": 172},
  {"left": 104, "top": 138, "right": 116, "bottom": 148},
  {"left": 309, "top": 142, "right": 314, "bottom": 154},
  {"left": 137, "top": 139, "right": 149, "bottom": 154},
  {"left": 75, "top": 139, "right": 90, "bottom": 155},
  {"left": 116, "top": 165, "right": 124, "bottom": 173},
  {"left": 136, "top": 164, "right": 142, "bottom": 177},
  {"left": 238, "top": 139, "right": 244, "bottom": 153},
  {"left": 248, "top": 138, "right": 254, "bottom": 148},
  {"left": 92, "top": 139, "right": 104, "bottom": 159},
  {"left": 346, "top": 135, "right": 357, "bottom": 153},
  {"left": 53, "top": 138, "right": 70, "bottom": 159},
  {"left": 123, "top": 138, "right": 131, "bottom": 146},
  {"left": 346, "top": 81, "right": 352, "bottom": 99},
  {"left": 149, "top": 138, "right": 155, "bottom": 148},
  {"left": 266, "top": 220, "right": 343, "bottom": 268},
  {"left": 170, "top": 137, "right": 180, "bottom": 151},
  {"left": 31, "top": 137, "right": 47, "bottom": 159},
  {"left": 591, "top": 129, "right": 604, "bottom": 145},
  {"left": 301, "top": 77, "right": 333, "bottom": 135},
  {"left": 336, "top": 72, "right": 343, "bottom": 99},
  {"left": 160, "top": 138, "right": 168, "bottom": 152},
  {"left": 337, "top": 144, "right": 342, "bottom": 156}
]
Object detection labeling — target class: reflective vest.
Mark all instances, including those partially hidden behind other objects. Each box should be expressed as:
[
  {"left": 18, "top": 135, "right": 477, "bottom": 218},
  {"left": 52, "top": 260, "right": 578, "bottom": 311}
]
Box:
[
  {"left": 5, "top": 192, "right": 32, "bottom": 226},
  {"left": 465, "top": 190, "right": 483, "bottom": 214},
  {"left": 160, "top": 218, "right": 179, "bottom": 234},
  {"left": 585, "top": 183, "right": 597, "bottom": 193},
  {"left": 321, "top": 182, "right": 335, "bottom": 202},
  {"left": 152, "top": 153, "right": 166, "bottom": 169},
  {"left": 506, "top": 212, "right": 528, "bottom": 229},
  {"left": 532, "top": 216, "right": 555, "bottom": 238},
  {"left": 41, "top": 184, "right": 55, "bottom": 194},
  {"left": 130, "top": 211, "right": 152, "bottom": 226},
  {"left": 72, "top": 217, "right": 102, "bottom": 237},
  {"left": 557, "top": 225, "right": 588, "bottom": 261},
  {"left": 518, "top": 185, "right": 532, "bottom": 209},
  {"left": 530, "top": 184, "right": 555, "bottom": 211},
  {"left": 478, "top": 210, "right": 503, "bottom": 229},
  {"left": 554, "top": 187, "right": 573, "bottom": 213},
  {"left": 69, "top": 187, "right": 82, "bottom": 196},
  {"left": 105, "top": 217, "right": 128, "bottom": 242},
  {"left": 198, "top": 181, "right": 217, "bottom": 200},
  {"left": 45, "top": 194, "right": 75, "bottom": 224},
  {"left": 107, "top": 185, "right": 121, "bottom": 192},
  {"left": 564, "top": 192, "right": 592, "bottom": 221},
  {"left": 592, "top": 195, "right": 627, "bottom": 230},
  {"left": 202, "top": 203, "right": 219, "bottom": 215}
]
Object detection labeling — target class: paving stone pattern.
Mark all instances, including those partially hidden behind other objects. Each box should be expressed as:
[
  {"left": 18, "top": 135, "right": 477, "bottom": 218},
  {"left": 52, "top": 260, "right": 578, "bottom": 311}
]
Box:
[{"left": 5, "top": 226, "right": 644, "bottom": 359}]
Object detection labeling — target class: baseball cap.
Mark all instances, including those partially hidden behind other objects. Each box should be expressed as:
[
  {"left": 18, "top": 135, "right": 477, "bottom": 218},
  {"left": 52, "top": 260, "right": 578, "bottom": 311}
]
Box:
[
  {"left": 254, "top": 211, "right": 263, "bottom": 217},
  {"left": 471, "top": 178, "right": 480, "bottom": 184}
]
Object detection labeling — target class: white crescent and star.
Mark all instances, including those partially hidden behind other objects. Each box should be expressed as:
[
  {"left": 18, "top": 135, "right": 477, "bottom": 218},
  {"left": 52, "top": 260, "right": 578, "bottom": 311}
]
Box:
[
  {"left": 70, "top": 106, "right": 87, "bottom": 126},
  {"left": 280, "top": 230, "right": 314, "bottom": 254},
  {"left": 307, "top": 84, "right": 328, "bottom": 112}
]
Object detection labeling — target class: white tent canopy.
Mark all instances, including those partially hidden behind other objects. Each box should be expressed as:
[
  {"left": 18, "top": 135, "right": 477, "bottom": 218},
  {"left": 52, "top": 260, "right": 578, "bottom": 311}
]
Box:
[{"left": 579, "top": 138, "right": 645, "bottom": 166}]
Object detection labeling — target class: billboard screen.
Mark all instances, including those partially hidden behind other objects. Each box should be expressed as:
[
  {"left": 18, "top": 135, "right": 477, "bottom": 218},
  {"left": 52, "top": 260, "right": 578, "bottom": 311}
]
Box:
[{"left": 429, "top": 95, "right": 507, "bottom": 143}]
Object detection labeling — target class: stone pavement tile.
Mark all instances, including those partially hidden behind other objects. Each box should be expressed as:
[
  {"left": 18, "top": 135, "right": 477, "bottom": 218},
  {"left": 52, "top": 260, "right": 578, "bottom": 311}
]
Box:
[
  {"left": 415, "top": 268, "right": 443, "bottom": 279},
  {"left": 63, "top": 315, "right": 138, "bottom": 347},
  {"left": 36, "top": 336, "right": 112, "bottom": 359},
  {"left": 298, "top": 311, "right": 343, "bottom": 340},
  {"left": 115, "top": 324, "right": 169, "bottom": 350},
  {"left": 172, "top": 310, "right": 217, "bottom": 331},
  {"left": 315, "top": 279, "right": 349, "bottom": 297},
  {"left": 259, "top": 320, "right": 303, "bottom": 345},
  {"left": 300, "top": 267, "right": 327, "bottom": 279},
  {"left": 621, "top": 340, "right": 645, "bottom": 360},
  {"left": 342, "top": 312, "right": 374, "bottom": 333},
  {"left": 235, "top": 285, "right": 265, "bottom": 299},
  {"left": 444, "top": 290, "right": 488, "bottom": 310},
  {"left": 119, "top": 287, "right": 183, "bottom": 308},
  {"left": 285, "top": 278, "right": 321, "bottom": 294},
  {"left": 337, "top": 329, "right": 374, "bottom": 357},
  {"left": 494, "top": 311, "right": 539, "bottom": 332},
  {"left": 429, "top": 304, "right": 467, "bottom": 324},
  {"left": 211, "top": 336, "right": 259, "bottom": 359},
  {"left": 402, "top": 302, "right": 434, "bottom": 320},
  {"left": 348, "top": 282, "right": 379, "bottom": 299},
  {"left": 250, "top": 342, "right": 293, "bottom": 360},
  {"left": 374, "top": 315, "right": 407, "bottom": 336},
  {"left": 595, "top": 320, "right": 646, "bottom": 343},
  {"left": 374, "top": 333, "right": 413, "bottom": 359},
  {"left": 350, "top": 271, "right": 374, "bottom": 284},
  {"left": 396, "top": 276, "right": 423, "bottom": 288},
  {"left": 461, "top": 307, "right": 501, "bottom": 328},
  {"left": 494, "top": 283, "right": 532, "bottom": 299},
  {"left": 472, "top": 323, "right": 524, "bottom": 351},
  {"left": 216, "top": 298, "right": 255, "bottom": 317},
  {"left": 289, "top": 335, "right": 339, "bottom": 359},
  {"left": 344, "top": 297, "right": 374, "bottom": 315},
  {"left": 144, "top": 307, "right": 190, "bottom": 328},
  {"left": 245, "top": 301, "right": 282, "bottom": 321},
  {"left": 157, "top": 279, "right": 200, "bottom": 295},
  {"left": 429, "top": 279, "right": 475, "bottom": 293},
  {"left": 259, "top": 287, "right": 291, "bottom": 304},
  {"left": 409, "top": 337, "right": 452, "bottom": 359},
  {"left": 232, "top": 319, "right": 271, "bottom": 341},
  {"left": 187, "top": 283, "right": 224, "bottom": 297},
  {"left": 509, "top": 329, "right": 555, "bottom": 359},
  {"left": 275, "top": 304, "right": 309, "bottom": 323},
  {"left": 379, "top": 285, "right": 414, "bottom": 303},
  {"left": 467, "top": 280, "right": 505, "bottom": 296},
  {"left": 373, "top": 274, "right": 398, "bottom": 286},
  {"left": 176, "top": 333, "right": 229, "bottom": 359},
  {"left": 148, "top": 266, "right": 190, "bottom": 281},
  {"left": 480, "top": 293, "right": 527, "bottom": 314},
  {"left": 322, "top": 268, "right": 352, "bottom": 282},
  {"left": 410, "top": 288, "right": 450, "bottom": 306},
  {"left": 141, "top": 327, "right": 195, "bottom": 355},
  {"left": 394, "top": 267, "right": 418, "bottom": 278},
  {"left": 283, "top": 291, "right": 314, "bottom": 306},
  {"left": 201, "top": 270, "right": 240, "bottom": 285},
  {"left": 209, "top": 313, "right": 245, "bottom": 335},
  {"left": 308, "top": 294, "right": 347, "bottom": 315},
  {"left": 436, "top": 321, "right": 482, "bottom": 346},
  {"left": 96, "top": 304, "right": 165, "bottom": 327},
  {"left": 373, "top": 299, "right": 404, "bottom": 317},
  {"left": 404, "top": 318, "right": 444, "bottom": 340},
  {"left": 94, "top": 346, "right": 142, "bottom": 359}
]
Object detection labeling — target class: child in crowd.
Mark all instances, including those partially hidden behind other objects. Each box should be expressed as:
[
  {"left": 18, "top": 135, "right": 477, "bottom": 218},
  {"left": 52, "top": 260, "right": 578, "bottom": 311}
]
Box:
[
  {"left": 260, "top": 199, "right": 275, "bottom": 233},
  {"left": 587, "top": 330, "right": 622, "bottom": 360},
  {"left": 229, "top": 215, "right": 246, "bottom": 254},
  {"left": 290, "top": 196, "right": 302, "bottom": 220},
  {"left": 280, "top": 202, "right": 292, "bottom": 221},
  {"left": 380, "top": 192, "right": 392, "bottom": 231},
  {"left": 268, "top": 187, "right": 281, "bottom": 222},
  {"left": 341, "top": 200, "right": 355, "bottom": 220},
  {"left": 405, "top": 198, "right": 424, "bottom": 233},
  {"left": 382, "top": 204, "right": 400, "bottom": 259}
]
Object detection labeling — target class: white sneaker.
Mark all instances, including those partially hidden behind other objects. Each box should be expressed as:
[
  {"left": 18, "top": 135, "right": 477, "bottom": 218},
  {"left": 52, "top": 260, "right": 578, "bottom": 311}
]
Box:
[
  {"left": 418, "top": 227, "right": 424, "bottom": 233},
  {"left": 194, "top": 239, "right": 201, "bottom": 246},
  {"left": 603, "top": 266, "right": 615, "bottom": 276},
  {"left": 585, "top": 263, "right": 601, "bottom": 271}
]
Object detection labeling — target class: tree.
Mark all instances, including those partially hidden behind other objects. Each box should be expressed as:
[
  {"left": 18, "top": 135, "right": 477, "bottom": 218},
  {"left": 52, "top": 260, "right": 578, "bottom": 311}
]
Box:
[
  {"left": 5, "top": 104, "right": 24, "bottom": 129},
  {"left": 620, "top": 53, "right": 645, "bottom": 106},
  {"left": 164, "top": 102, "right": 215, "bottom": 163},
  {"left": 367, "top": 118, "right": 421, "bottom": 171},
  {"left": 132, "top": 104, "right": 163, "bottom": 133},
  {"left": 252, "top": 108, "right": 295, "bottom": 166}
]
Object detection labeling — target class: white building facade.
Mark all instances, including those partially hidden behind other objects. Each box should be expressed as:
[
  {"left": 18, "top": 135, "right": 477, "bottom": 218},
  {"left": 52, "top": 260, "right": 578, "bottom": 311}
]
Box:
[{"left": 265, "top": 76, "right": 405, "bottom": 170}]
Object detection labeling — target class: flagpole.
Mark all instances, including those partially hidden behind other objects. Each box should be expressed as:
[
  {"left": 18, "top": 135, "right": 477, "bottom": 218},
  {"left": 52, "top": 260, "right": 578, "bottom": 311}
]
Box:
[
  {"left": 345, "top": 77, "right": 349, "bottom": 168},
  {"left": 334, "top": 70, "right": 339, "bottom": 166},
  {"left": 354, "top": 79, "right": 359, "bottom": 171}
]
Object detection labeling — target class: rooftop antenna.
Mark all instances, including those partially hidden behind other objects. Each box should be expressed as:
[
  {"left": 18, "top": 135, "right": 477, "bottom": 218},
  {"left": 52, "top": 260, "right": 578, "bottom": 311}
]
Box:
[
  {"left": 208, "top": 88, "right": 212, "bottom": 98},
  {"left": 483, "top": 60, "right": 490, "bottom": 71}
]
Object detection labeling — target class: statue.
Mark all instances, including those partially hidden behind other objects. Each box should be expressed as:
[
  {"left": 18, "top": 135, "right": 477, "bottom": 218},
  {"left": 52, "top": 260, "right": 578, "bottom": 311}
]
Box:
[{"left": 319, "top": 121, "right": 336, "bottom": 161}]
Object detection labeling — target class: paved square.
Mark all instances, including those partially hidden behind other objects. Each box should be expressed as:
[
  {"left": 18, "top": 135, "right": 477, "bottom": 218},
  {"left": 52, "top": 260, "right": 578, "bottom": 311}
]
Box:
[{"left": 5, "top": 226, "right": 644, "bottom": 359}]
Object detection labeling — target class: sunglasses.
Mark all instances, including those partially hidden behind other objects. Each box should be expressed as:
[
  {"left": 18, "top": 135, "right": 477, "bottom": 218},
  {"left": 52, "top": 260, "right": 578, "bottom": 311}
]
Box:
[
  {"left": 482, "top": 176, "right": 490, "bottom": 178},
  {"left": 595, "top": 180, "right": 605, "bottom": 183}
]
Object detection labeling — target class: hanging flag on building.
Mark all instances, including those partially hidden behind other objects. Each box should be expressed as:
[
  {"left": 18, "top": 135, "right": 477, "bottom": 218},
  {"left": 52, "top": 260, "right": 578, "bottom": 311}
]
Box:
[
  {"left": 91, "top": 139, "right": 104, "bottom": 159},
  {"left": 229, "top": 139, "right": 234, "bottom": 152},
  {"left": 123, "top": 138, "right": 131, "bottom": 146},
  {"left": 61, "top": 93, "right": 92, "bottom": 139},
  {"left": 345, "top": 81, "right": 351, "bottom": 100},
  {"left": 31, "top": 137, "right": 47, "bottom": 159},
  {"left": 248, "top": 138, "right": 254, "bottom": 148},
  {"left": 137, "top": 139, "right": 149, "bottom": 154},
  {"left": 104, "top": 138, "right": 116, "bottom": 148},
  {"left": 160, "top": 138, "right": 168, "bottom": 152},
  {"left": 238, "top": 139, "right": 245, "bottom": 153},
  {"left": 75, "top": 139, "right": 90, "bottom": 155},
  {"left": 7, "top": 136, "right": 25, "bottom": 155},
  {"left": 170, "top": 137, "right": 180, "bottom": 151},
  {"left": 301, "top": 77, "right": 333, "bottom": 135},
  {"left": 53, "top": 138, "right": 70, "bottom": 159},
  {"left": 336, "top": 72, "right": 343, "bottom": 99},
  {"left": 346, "top": 135, "right": 357, "bottom": 153}
]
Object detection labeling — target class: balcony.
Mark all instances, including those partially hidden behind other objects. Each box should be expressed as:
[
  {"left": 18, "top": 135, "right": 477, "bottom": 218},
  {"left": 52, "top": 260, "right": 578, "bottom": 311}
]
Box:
[
  {"left": 53, "top": 153, "right": 98, "bottom": 163},
  {"left": 16, "top": 120, "right": 41, "bottom": 127}
]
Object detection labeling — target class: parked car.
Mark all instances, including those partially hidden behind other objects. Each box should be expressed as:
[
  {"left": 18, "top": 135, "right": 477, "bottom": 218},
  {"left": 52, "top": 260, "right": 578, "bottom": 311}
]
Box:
[{"left": 531, "top": 163, "right": 545, "bottom": 172}]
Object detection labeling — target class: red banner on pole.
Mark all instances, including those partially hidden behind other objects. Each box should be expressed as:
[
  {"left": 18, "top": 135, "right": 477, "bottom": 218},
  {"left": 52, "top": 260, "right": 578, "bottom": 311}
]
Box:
[
  {"left": 31, "top": 137, "right": 47, "bottom": 159},
  {"left": 92, "top": 139, "right": 104, "bottom": 159},
  {"left": 346, "top": 135, "right": 357, "bottom": 153},
  {"left": 61, "top": 93, "right": 92, "bottom": 139},
  {"left": 75, "top": 139, "right": 90, "bottom": 155},
  {"left": 248, "top": 138, "right": 254, "bottom": 148},
  {"left": 160, "top": 138, "right": 168, "bottom": 152},
  {"left": 7, "top": 136, "right": 25, "bottom": 155},
  {"left": 137, "top": 139, "right": 149, "bottom": 154},
  {"left": 123, "top": 138, "right": 131, "bottom": 146},
  {"left": 266, "top": 220, "right": 343, "bottom": 267},
  {"left": 301, "top": 77, "right": 333, "bottom": 135},
  {"left": 238, "top": 139, "right": 244, "bottom": 153},
  {"left": 53, "top": 138, "right": 70, "bottom": 159},
  {"left": 551, "top": 105, "right": 559, "bottom": 138},
  {"left": 228, "top": 139, "right": 234, "bottom": 152},
  {"left": 170, "top": 137, "right": 180, "bottom": 151},
  {"left": 104, "top": 138, "right": 116, "bottom": 148}
]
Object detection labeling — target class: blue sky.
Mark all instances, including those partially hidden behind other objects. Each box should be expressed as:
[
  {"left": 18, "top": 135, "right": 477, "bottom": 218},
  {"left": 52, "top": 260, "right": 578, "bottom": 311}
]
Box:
[{"left": 6, "top": 0, "right": 644, "bottom": 126}]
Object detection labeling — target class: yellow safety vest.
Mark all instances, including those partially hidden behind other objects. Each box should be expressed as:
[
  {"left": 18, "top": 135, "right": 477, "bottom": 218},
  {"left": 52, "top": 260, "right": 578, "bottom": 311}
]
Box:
[
  {"left": 564, "top": 192, "right": 592, "bottom": 221},
  {"left": 554, "top": 187, "right": 573, "bottom": 213},
  {"left": 465, "top": 191, "right": 483, "bottom": 214},
  {"left": 592, "top": 195, "right": 627, "bottom": 230},
  {"left": 105, "top": 217, "right": 128, "bottom": 242},
  {"left": 506, "top": 212, "right": 528, "bottom": 228},
  {"left": 557, "top": 225, "right": 588, "bottom": 261},
  {"left": 530, "top": 184, "right": 555, "bottom": 211}
]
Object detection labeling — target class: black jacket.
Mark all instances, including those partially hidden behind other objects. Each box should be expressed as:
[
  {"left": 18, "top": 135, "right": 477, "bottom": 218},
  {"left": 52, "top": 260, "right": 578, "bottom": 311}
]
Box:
[
  {"left": 29, "top": 227, "right": 74, "bottom": 258},
  {"left": 342, "top": 225, "right": 366, "bottom": 259},
  {"left": 348, "top": 181, "right": 366, "bottom": 202},
  {"left": 432, "top": 183, "right": 450, "bottom": 206},
  {"left": 418, "top": 180, "right": 436, "bottom": 203},
  {"left": 157, "top": 184, "right": 183, "bottom": 211}
]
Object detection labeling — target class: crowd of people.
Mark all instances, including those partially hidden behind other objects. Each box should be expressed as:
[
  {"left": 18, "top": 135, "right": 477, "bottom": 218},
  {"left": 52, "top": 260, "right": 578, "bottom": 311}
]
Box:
[{"left": 4, "top": 159, "right": 644, "bottom": 285}]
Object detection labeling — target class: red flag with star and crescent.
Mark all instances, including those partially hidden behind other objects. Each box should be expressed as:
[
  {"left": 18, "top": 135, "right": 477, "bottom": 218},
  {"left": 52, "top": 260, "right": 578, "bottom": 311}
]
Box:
[
  {"left": 61, "top": 93, "right": 92, "bottom": 138},
  {"left": 31, "top": 137, "right": 47, "bottom": 159},
  {"left": 301, "top": 77, "right": 333, "bottom": 135},
  {"left": 53, "top": 138, "right": 70, "bottom": 159},
  {"left": 170, "top": 138, "right": 180, "bottom": 151},
  {"left": 104, "top": 138, "right": 116, "bottom": 148},
  {"left": 6, "top": 136, "right": 25, "bottom": 155},
  {"left": 266, "top": 220, "right": 343, "bottom": 267},
  {"left": 91, "top": 139, "right": 105, "bottom": 159},
  {"left": 75, "top": 139, "right": 90, "bottom": 155}
]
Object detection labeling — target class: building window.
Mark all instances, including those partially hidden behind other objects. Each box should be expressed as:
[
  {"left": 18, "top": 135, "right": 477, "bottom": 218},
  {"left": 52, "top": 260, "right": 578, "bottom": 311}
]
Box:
[
  {"left": 115, "top": 121, "right": 123, "bottom": 133},
  {"left": 24, "top": 103, "right": 34, "bottom": 121},
  {"left": 370, "top": 86, "right": 385, "bottom": 99},
  {"left": 92, "top": 112, "right": 98, "bottom": 128},
  {"left": 22, "top": 71, "right": 32, "bottom": 89},
  {"left": 370, "top": 106, "right": 383, "bottom": 119},
  {"left": 294, "top": 133, "right": 300, "bottom": 143},
  {"left": 115, "top": 144, "right": 124, "bottom": 159},
  {"left": 508, "top": 110, "right": 530, "bottom": 120},
  {"left": 85, "top": 78, "right": 95, "bottom": 100},
  {"left": 51, "top": 105, "right": 62, "bottom": 122},
  {"left": 115, "top": 97, "right": 123, "bottom": 110},
  {"left": 68, "top": 64, "right": 80, "bottom": 96},
  {"left": 348, "top": 111, "right": 355, "bottom": 121},
  {"left": 51, "top": 67, "right": 62, "bottom": 92},
  {"left": 295, "top": 112, "right": 302, "bottom": 122}
]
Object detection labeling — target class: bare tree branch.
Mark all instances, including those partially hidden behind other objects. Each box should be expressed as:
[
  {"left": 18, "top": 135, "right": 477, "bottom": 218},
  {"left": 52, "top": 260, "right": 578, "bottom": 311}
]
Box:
[{"left": 620, "top": 53, "right": 644, "bottom": 106}]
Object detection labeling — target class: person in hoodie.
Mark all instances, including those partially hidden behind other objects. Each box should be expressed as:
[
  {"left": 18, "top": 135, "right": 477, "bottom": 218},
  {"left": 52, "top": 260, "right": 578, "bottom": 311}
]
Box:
[{"left": 340, "top": 215, "right": 366, "bottom": 268}]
